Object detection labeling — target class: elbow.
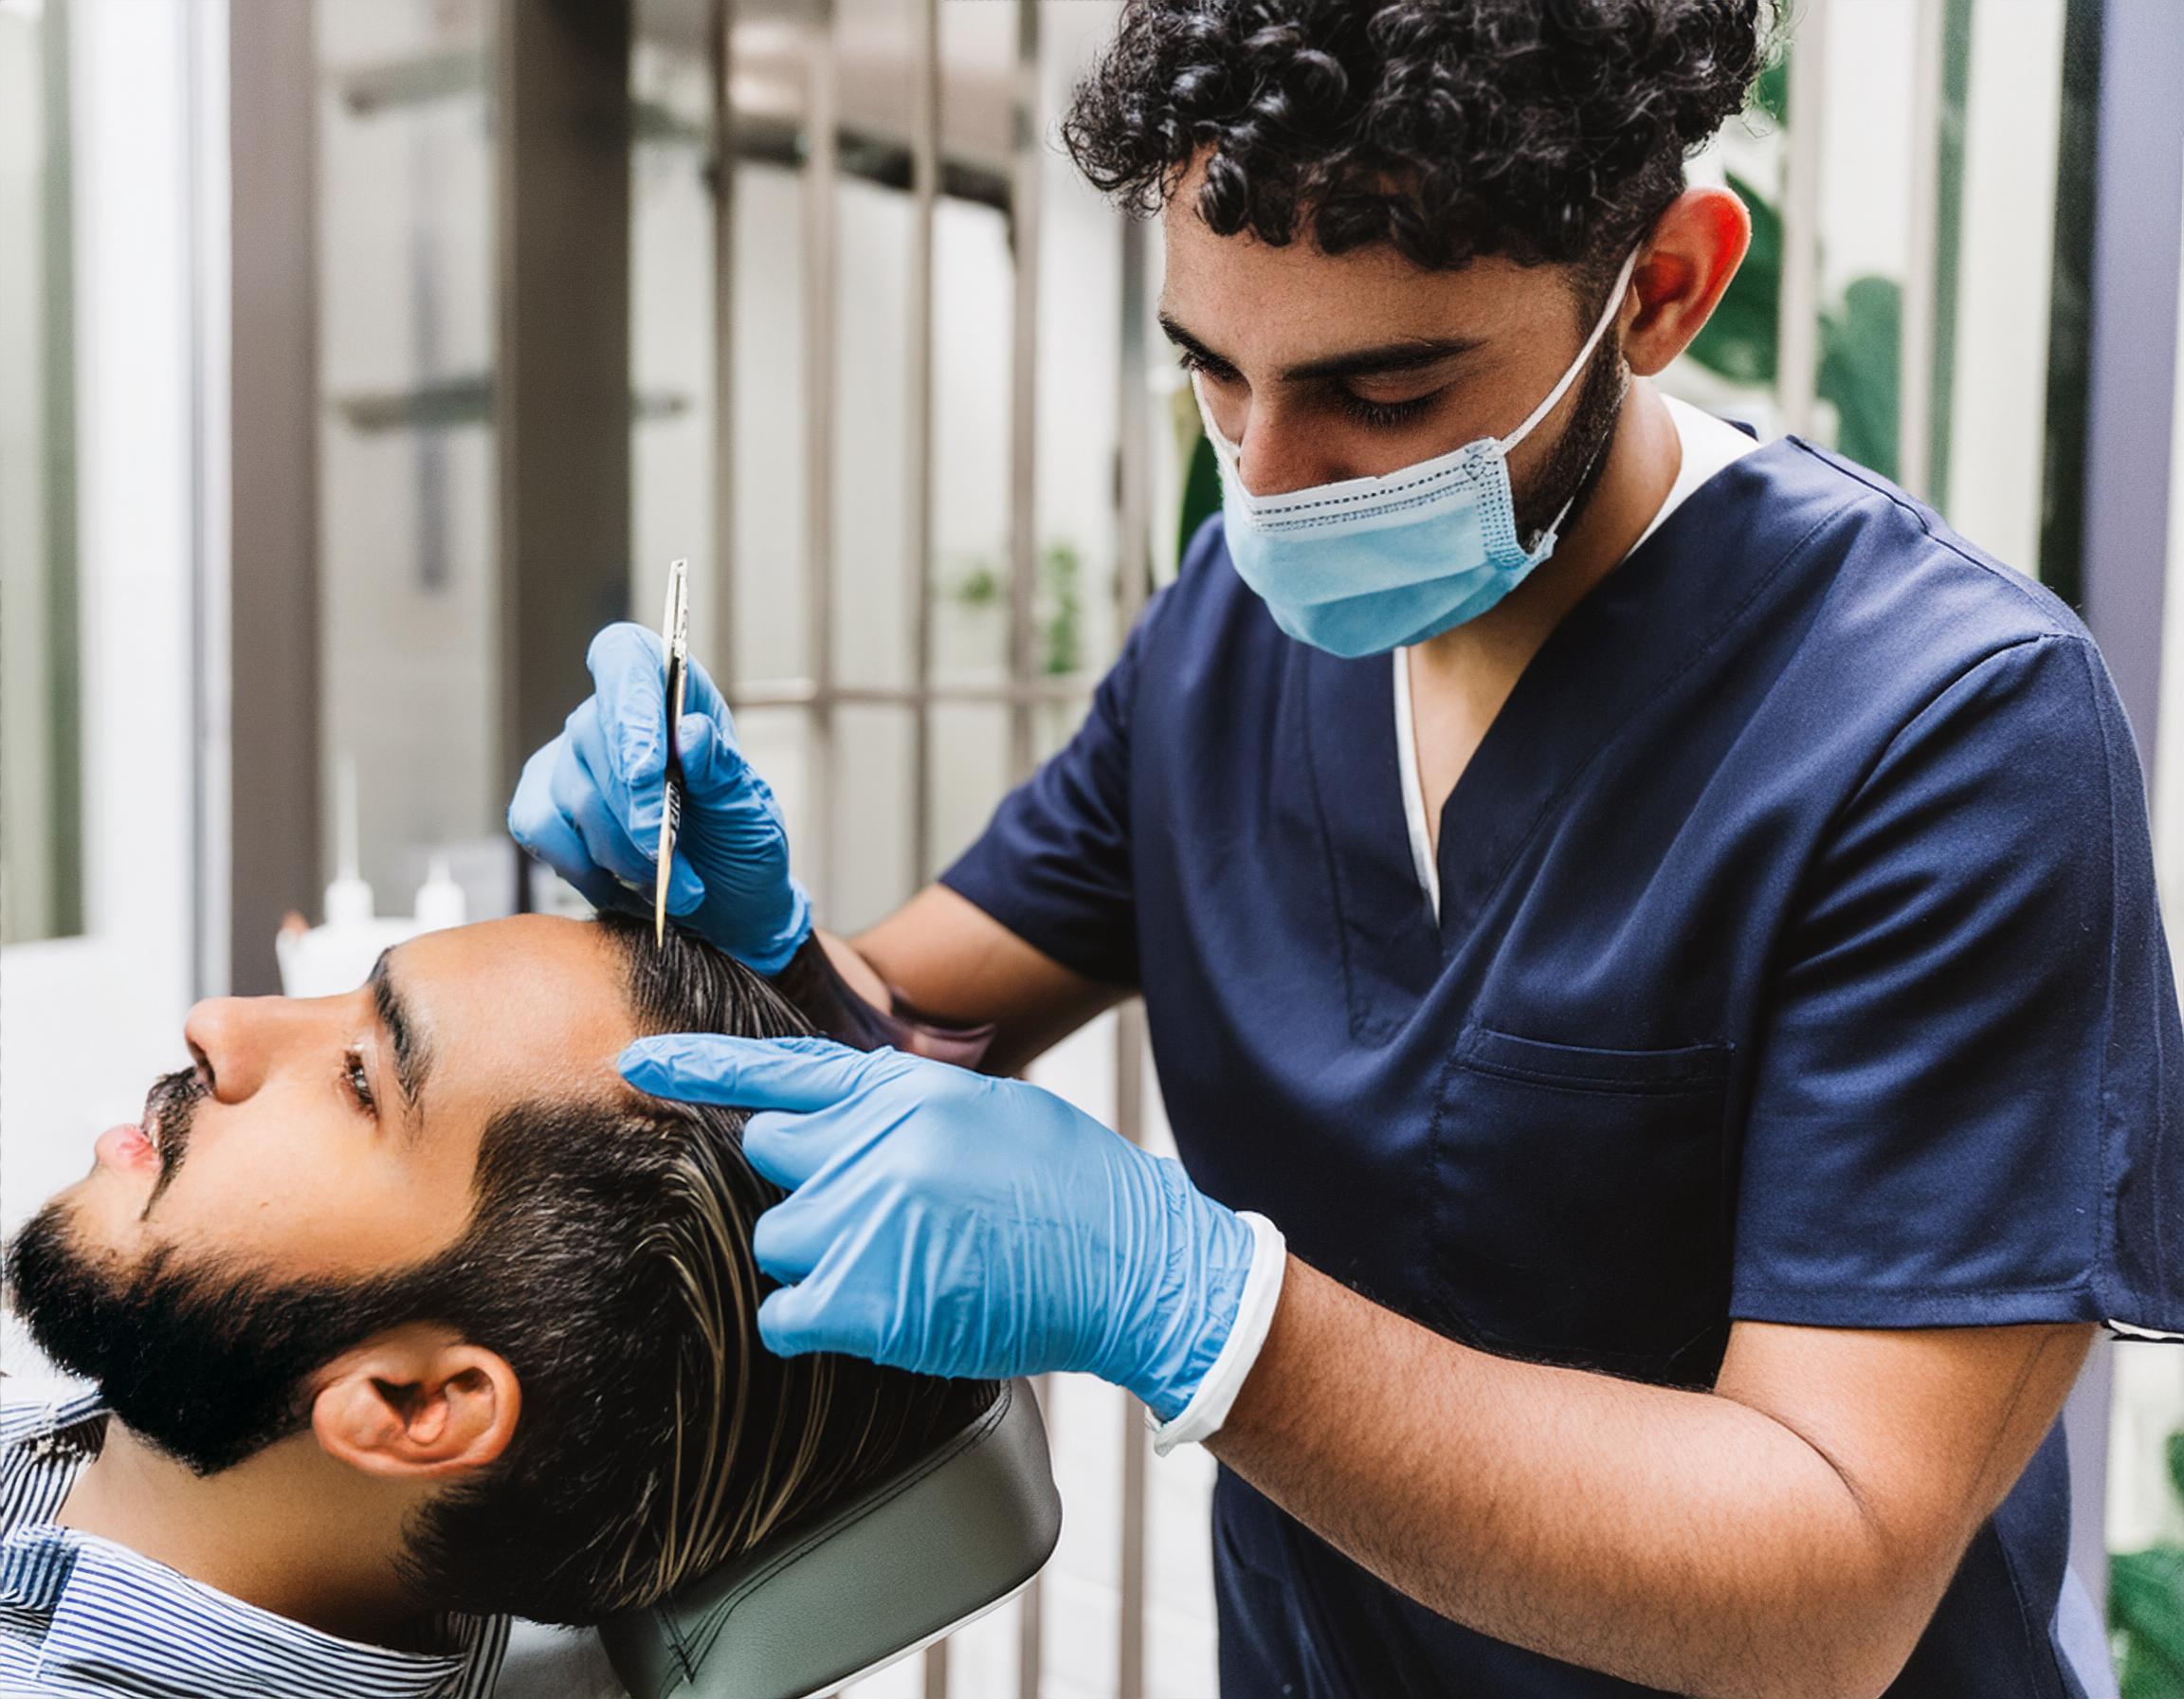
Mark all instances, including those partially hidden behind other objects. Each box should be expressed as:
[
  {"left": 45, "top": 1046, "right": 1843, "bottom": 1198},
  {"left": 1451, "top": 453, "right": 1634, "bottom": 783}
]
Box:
[
  {"left": 1721, "top": 1644, "right": 1913, "bottom": 1699},
  {"left": 1684, "top": 1562, "right": 1938, "bottom": 1699},
  {"left": 1829, "top": 1634, "right": 1924, "bottom": 1699},
  {"left": 1741, "top": 1591, "right": 1933, "bottom": 1699}
]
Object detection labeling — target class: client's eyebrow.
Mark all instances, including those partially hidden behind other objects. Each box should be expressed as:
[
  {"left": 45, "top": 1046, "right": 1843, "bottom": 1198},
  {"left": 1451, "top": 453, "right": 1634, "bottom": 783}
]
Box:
[{"left": 367, "top": 949, "right": 434, "bottom": 1113}]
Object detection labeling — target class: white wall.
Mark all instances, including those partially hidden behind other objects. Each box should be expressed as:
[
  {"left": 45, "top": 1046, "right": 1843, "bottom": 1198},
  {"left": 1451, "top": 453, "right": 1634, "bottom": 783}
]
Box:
[
  {"left": 315, "top": 0, "right": 500, "bottom": 905},
  {"left": 0, "top": 0, "right": 204, "bottom": 1370},
  {"left": 2122, "top": 124, "right": 2184, "bottom": 1556},
  {"left": 1940, "top": 0, "right": 2066, "bottom": 570}
]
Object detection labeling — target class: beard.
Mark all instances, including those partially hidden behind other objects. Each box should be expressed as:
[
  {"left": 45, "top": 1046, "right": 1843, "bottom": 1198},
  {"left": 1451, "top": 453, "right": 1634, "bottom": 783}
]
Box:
[
  {"left": 4, "top": 1207, "right": 394, "bottom": 1474},
  {"left": 4, "top": 1069, "right": 459, "bottom": 1476},
  {"left": 1509, "top": 327, "right": 1630, "bottom": 553}
]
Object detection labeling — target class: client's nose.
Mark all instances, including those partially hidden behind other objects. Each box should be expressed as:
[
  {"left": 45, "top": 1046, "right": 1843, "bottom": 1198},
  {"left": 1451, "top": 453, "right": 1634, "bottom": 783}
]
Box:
[{"left": 183, "top": 996, "right": 313, "bottom": 1103}]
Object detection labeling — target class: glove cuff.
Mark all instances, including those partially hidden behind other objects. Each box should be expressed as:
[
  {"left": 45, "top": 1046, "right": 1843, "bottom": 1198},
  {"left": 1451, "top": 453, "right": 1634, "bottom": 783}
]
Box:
[{"left": 1147, "top": 1212, "right": 1286, "bottom": 1455}]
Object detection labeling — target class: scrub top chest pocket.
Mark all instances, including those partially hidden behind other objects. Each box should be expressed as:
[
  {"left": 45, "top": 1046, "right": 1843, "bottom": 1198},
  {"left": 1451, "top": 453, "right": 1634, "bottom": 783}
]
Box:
[{"left": 1425, "top": 1024, "right": 1737, "bottom": 1383}]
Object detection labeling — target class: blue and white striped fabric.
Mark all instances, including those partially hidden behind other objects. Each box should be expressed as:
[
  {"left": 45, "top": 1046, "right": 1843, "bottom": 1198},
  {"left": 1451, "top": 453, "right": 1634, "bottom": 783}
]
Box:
[{"left": 0, "top": 1387, "right": 509, "bottom": 1697}]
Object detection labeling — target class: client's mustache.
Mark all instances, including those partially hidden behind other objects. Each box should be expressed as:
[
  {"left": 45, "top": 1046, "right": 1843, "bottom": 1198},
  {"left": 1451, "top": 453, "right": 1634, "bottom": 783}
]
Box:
[{"left": 142, "top": 1067, "right": 208, "bottom": 1207}]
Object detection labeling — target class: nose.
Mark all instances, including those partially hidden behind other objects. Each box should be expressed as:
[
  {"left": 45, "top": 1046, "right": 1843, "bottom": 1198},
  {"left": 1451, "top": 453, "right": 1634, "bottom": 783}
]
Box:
[
  {"left": 184, "top": 995, "right": 318, "bottom": 1104},
  {"left": 1233, "top": 404, "right": 1348, "bottom": 497}
]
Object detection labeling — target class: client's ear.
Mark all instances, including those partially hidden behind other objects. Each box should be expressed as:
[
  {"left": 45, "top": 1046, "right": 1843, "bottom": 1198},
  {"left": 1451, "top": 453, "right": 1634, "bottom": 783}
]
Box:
[{"left": 309, "top": 1323, "right": 521, "bottom": 1481}]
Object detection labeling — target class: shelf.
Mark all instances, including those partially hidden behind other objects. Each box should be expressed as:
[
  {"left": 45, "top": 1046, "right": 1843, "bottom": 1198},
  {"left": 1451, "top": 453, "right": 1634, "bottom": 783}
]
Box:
[{"left": 329, "top": 375, "right": 690, "bottom": 432}]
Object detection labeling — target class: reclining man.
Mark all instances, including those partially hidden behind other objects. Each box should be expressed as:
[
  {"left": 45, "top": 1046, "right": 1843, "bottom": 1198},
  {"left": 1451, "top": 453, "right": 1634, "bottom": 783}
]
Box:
[{"left": 0, "top": 911, "right": 997, "bottom": 1698}]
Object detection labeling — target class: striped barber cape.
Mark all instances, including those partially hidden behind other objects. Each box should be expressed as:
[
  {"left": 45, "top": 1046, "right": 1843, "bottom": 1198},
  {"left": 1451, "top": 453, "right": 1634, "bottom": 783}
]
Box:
[{"left": 0, "top": 1386, "right": 508, "bottom": 1698}]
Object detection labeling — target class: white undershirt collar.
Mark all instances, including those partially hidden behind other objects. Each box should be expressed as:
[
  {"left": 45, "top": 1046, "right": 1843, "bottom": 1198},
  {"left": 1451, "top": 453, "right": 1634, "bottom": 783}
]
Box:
[{"left": 1395, "top": 395, "right": 1763, "bottom": 921}]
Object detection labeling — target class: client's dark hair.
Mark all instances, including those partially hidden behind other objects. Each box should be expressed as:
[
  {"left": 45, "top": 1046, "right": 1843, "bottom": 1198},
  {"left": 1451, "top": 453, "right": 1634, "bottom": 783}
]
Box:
[
  {"left": 6, "top": 914, "right": 995, "bottom": 1629},
  {"left": 405, "top": 912, "right": 998, "bottom": 1622},
  {"left": 1063, "top": 0, "right": 1773, "bottom": 285}
]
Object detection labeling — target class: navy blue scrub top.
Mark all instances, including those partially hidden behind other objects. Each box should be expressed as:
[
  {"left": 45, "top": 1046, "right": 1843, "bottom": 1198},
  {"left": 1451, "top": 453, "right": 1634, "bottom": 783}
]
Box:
[{"left": 943, "top": 437, "right": 2184, "bottom": 1698}]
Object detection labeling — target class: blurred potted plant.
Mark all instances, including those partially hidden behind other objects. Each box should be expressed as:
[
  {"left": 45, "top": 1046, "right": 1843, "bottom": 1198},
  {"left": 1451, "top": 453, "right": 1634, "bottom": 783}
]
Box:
[
  {"left": 944, "top": 541, "right": 1084, "bottom": 678},
  {"left": 2114, "top": 1431, "right": 2184, "bottom": 1698}
]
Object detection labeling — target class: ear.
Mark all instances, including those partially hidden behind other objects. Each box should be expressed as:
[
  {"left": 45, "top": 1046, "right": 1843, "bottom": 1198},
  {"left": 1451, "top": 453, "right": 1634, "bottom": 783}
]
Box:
[
  {"left": 1621, "top": 184, "right": 1753, "bottom": 378},
  {"left": 309, "top": 1324, "right": 521, "bottom": 1482}
]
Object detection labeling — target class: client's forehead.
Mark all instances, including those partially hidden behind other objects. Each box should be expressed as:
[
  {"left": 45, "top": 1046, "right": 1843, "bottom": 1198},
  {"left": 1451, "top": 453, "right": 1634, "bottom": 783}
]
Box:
[{"left": 387, "top": 915, "right": 637, "bottom": 1119}]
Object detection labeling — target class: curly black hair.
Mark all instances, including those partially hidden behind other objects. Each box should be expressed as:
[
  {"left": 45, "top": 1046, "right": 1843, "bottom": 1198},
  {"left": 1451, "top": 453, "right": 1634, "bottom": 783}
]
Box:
[{"left": 1064, "top": 0, "right": 1774, "bottom": 283}]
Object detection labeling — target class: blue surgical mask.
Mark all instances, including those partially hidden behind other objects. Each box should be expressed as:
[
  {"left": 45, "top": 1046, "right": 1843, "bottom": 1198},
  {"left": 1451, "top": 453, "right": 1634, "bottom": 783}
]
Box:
[{"left": 1195, "top": 249, "right": 1638, "bottom": 659}]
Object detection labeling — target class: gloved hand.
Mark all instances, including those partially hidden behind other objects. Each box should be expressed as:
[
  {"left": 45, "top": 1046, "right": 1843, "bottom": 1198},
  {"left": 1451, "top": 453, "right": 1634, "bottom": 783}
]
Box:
[
  {"left": 618, "top": 1033, "right": 1262, "bottom": 1421},
  {"left": 508, "top": 623, "right": 812, "bottom": 975}
]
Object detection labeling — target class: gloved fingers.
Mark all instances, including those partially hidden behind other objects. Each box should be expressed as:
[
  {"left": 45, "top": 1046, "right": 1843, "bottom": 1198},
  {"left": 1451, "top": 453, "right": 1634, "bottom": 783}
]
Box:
[
  {"left": 672, "top": 710, "right": 755, "bottom": 810},
  {"left": 755, "top": 1273, "right": 892, "bottom": 1362},
  {"left": 573, "top": 619, "right": 741, "bottom": 789},
  {"left": 577, "top": 703, "right": 711, "bottom": 914},
  {"left": 508, "top": 738, "right": 579, "bottom": 868},
  {"left": 749, "top": 1184, "right": 834, "bottom": 1279},
  {"left": 585, "top": 623, "right": 674, "bottom": 796},
  {"left": 510, "top": 741, "right": 646, "bottom": 915},
  {"left": 740, "top": 1105, "right": 864, "bottom": 1194},
  {"left": 545, "top": 724, "right": 652, "bottom": 895},
  {"left": 551, "top": 704, "right": 704, "bottom": 911},
  {"left": 678, "top": 645, "right": 733, "bottom": 725},
  {"left": 566, "top": 689, "right": 655, "bottom": 842},
  {"left": 620, "top": 1032, "right": 903, "bottom": 1111}
]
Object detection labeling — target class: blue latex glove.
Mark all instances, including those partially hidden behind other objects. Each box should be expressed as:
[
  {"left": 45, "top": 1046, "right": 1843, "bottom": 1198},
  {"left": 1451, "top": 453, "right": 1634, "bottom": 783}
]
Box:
[
  {"left": 508, "top": 623, "right": 812, "bottom": 975},
  {"left": 618, "top": 1033, "right": 1260, "bottom": 1420}
]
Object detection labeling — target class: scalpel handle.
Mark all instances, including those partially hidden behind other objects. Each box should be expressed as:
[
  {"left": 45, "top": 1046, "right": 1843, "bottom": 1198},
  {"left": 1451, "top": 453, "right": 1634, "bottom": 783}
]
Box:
[{"left": 653, "top": 558, "right": 691, "bottom": 948}]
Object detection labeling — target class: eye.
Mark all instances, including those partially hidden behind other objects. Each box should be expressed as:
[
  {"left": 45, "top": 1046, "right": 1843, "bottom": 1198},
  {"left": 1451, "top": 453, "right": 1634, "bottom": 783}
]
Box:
[
  {"left": 1175, "top": 346, "right": 1241, "bottom": 385},
  {"left": 340, "top": 1048, "right": 378, "bottom": 1117},
  {"left": 1338, "top": 390, "right": 1438, "bottom": 430}
]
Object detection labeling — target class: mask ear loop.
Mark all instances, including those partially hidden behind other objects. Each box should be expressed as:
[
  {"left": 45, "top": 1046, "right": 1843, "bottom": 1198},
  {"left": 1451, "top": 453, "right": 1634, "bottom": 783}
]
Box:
[
  {"left": 1501, "top": 246, "right": 1642, "bottom": 457},
  {"left": 1192, "top": 372, "right": 1241, "bottom": 462},
  {"left": 1523, "top": 360, "right": 1634, "bottom": 557}
]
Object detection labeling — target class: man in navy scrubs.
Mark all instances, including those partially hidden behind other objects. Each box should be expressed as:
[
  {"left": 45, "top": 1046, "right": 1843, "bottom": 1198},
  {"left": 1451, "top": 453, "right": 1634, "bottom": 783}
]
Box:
[{"left": 512, "top": 3, "right": 2184, "bottom": 1692}]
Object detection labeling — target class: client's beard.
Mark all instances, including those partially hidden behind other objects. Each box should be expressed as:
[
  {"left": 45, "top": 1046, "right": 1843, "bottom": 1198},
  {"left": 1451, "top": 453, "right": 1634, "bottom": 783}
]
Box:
[
  {"left": 6, "top": 1212, "right": 386, "bottom": 1473},
  {"left": 6, "top": 1076, "right": 460, "bottom": 1476},
  {"left": 1510, "top": 328, "right": 1629, "bottom": 554}
]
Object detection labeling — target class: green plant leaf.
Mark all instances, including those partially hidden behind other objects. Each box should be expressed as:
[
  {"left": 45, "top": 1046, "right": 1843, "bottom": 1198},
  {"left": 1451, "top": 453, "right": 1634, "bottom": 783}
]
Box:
[
  {"left": 2166, "top": 1430, "right": 2184, "bottom": 1508},
  {"left": 1753, "top": 57, "right": 1789, "bottom": 127},
  {"left": 1818, "top": 275, "right": 1902, "bottom": 478},
  {"left": 2120, "top": 1621, "right": 2184, "bottom": 1699},
  {"left": 2114, "top": 1545, "right": 2184, "bottom": 1659},
  {"left": 1179, "top": 432, "right": 1224, "bottom": 560},
  {"left": 1039, "top": 541, "right": 1083, "bottom": 676}
]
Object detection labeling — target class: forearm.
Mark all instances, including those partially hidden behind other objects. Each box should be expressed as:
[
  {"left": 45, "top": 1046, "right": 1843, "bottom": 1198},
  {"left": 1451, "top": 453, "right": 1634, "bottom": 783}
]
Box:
[
  {"left": 769, "top": 932, "right": 996, "bottom": 1069},
  {"left": 850, "top": 886, "right": 1127, "bottom": 1073},
  {"left": 1208, "top": 1257, "right": 1934, "bottom": 1699}
]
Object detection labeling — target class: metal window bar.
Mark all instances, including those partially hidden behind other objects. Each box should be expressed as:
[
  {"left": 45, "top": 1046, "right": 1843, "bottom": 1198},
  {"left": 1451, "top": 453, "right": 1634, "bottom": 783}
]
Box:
[
  {"left": 804, "top": 0, "right": 840, "bottom": 919},
  {"left": 1112, "top": 210, "right": 1156, "bottom": 1699},
  {"left": 1898, "top": 0, "right": 1947, "bottom": 502},
  {"left": 1775, "top": 0, "right": 1827, "bottom": 440},
  {"left": 906, "top": 0, "right": 938, "bottom": 890},
  {"left": 1007, "top": 0, "right": 1044, "bottom": 787},
  {"left": 710, "top": 0, "right": 738, "bottom": 688},
  {"left": 708, "top": 3, "right": 1156, "bottom": 1691},
  {"left": 908, "top": 4, "right": 945, "bottom": 1688},
  {"left": 1773, "top": 0, "right": 1826, "bottom": 443}
]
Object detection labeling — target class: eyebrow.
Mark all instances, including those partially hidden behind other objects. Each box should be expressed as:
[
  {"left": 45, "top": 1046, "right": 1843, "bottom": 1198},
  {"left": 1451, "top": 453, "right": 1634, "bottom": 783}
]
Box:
[
  {"left": 1157, "top": 313, "right": 1484, "bottom": 385},
  {"left": 367, "top": 949, "right": 434, "bottom": 1114}
]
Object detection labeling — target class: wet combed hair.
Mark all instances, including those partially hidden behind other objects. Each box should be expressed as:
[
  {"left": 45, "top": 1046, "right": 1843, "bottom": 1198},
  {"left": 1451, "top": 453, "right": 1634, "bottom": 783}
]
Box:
[
  {"left": 403, "top": 913, "right": 997, "bottom": 1625},
  {"left": 1063, "top": 0, "right": 1774, "bottom": 284}
]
